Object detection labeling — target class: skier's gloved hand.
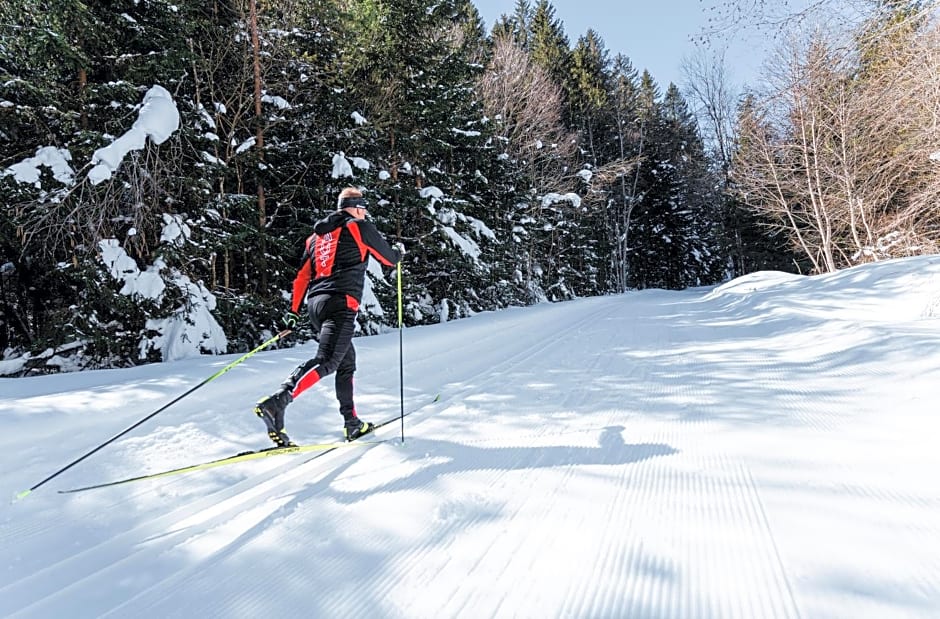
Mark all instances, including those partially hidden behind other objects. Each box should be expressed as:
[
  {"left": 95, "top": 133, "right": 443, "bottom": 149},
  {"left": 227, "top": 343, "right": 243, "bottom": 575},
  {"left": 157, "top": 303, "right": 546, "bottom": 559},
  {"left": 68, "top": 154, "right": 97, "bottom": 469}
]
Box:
[
  {"left": 282, "top": 311, "right": 300, "bottom": 329},
  {"left": 393, "top": 241, "right": 406, "bottom": 256}
]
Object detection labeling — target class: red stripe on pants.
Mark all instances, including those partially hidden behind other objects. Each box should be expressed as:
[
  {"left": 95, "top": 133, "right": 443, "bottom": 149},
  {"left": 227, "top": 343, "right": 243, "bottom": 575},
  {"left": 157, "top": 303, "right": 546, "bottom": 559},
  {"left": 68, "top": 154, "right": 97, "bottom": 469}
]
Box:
[{"left": 291, "top": 367, "right": 322, "bottom": 399}]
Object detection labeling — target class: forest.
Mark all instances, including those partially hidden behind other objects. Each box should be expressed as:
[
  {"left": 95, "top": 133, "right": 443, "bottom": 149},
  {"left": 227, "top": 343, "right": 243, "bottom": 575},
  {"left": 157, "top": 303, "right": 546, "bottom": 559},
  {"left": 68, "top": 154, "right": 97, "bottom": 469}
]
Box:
[{"left": 1, "top": 0, "right": 937, "bottom": 373}]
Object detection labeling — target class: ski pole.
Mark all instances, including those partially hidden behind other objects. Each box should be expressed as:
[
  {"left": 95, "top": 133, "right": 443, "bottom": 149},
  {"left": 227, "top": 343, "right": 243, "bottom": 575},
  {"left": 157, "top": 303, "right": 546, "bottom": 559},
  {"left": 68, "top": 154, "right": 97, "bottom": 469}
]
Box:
[
  {"left": 14, "top": 329, "right": 292, "bottom": 501},
  {"left": 397, "top": 261, "right": 405, "bottom": 443}
]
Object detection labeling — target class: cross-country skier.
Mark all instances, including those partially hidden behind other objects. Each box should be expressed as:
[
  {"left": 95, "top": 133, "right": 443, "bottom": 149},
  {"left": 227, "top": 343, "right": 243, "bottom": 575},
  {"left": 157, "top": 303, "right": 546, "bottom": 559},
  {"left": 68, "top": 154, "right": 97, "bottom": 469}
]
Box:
[{"left": 253, "top": 187, "right": 402, "bottom": 446}]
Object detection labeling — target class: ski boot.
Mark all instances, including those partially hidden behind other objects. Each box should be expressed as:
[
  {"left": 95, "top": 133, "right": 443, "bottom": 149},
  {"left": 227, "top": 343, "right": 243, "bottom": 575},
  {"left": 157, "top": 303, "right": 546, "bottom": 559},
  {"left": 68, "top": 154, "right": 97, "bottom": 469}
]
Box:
[
  {"left": 254, "top": 389, "right": 295, "bottom": 447},
  {"left": 343, "top": 418, "right": 375, "bottom": 442}
]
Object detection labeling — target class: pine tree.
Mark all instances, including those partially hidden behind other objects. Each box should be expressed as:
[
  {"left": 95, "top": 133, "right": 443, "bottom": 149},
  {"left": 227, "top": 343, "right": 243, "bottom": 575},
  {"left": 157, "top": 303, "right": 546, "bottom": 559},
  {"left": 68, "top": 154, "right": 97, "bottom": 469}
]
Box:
[
  {"left": 528, "top": 1, "right": 572, "bottom": 113},
  {"left": 334, "top": 0, "right": 511, "bottom": 324},
  {"left": 623, "top": 77, "right": 723, "bottom": 289},
  {"left": 490, "top": 0, "right": 533, "bottom": 48}
]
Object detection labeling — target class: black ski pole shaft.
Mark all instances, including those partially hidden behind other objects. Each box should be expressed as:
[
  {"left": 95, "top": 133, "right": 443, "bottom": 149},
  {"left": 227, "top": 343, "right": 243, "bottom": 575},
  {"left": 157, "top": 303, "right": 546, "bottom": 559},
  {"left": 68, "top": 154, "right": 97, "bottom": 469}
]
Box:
[
  {"left": 397, "top": 261, "right": 405, "bottom": 443},
  {"left": 14, "top": 329, "right": 291, "bottom": 501}
]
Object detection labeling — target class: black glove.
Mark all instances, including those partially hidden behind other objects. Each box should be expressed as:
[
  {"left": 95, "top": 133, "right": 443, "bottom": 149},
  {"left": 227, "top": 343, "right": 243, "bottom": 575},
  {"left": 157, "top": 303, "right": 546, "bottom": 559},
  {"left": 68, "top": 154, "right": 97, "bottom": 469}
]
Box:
[{"left": 282, "top": 311, "right": 300, "bottom": 329}]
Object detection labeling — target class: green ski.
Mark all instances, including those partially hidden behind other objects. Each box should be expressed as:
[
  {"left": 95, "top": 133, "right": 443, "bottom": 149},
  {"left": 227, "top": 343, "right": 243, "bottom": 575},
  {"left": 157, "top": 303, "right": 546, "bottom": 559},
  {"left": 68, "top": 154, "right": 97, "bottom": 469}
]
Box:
[
  {"left": 58, "top": 439, "right": 386, "bottom": 494},
  {"left": 57, "top": 395, "right": 439, "bottom": 495}
]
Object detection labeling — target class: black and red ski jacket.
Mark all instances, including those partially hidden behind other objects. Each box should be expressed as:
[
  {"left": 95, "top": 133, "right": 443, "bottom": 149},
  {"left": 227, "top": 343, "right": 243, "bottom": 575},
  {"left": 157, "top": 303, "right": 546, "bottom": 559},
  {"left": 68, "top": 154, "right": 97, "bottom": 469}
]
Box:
[{"left": 290, "top": 210, "right": 401, "bottom": 313}]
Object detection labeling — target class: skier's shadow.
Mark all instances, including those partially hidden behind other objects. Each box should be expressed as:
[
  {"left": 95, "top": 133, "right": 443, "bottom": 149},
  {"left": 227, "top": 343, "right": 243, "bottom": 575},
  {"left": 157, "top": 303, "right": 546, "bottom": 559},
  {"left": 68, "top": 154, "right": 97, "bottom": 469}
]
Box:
[{"left": 300, "top": 425, "right": 678, "bottom": 504}]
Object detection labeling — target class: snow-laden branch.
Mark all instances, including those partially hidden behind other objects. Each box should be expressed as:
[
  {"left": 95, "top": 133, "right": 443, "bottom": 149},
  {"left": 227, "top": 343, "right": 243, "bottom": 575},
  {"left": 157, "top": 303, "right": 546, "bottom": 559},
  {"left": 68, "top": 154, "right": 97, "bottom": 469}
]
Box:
[{"left": 87, "top": 85, "right": 180, "bottom": 185}]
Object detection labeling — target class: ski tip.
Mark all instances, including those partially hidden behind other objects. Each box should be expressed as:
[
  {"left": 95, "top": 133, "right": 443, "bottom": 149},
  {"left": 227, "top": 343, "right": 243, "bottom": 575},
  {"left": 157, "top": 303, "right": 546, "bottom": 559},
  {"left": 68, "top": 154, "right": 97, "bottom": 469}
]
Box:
[{"left": 12, "top": 489, "right": 32, "bottom": 503}]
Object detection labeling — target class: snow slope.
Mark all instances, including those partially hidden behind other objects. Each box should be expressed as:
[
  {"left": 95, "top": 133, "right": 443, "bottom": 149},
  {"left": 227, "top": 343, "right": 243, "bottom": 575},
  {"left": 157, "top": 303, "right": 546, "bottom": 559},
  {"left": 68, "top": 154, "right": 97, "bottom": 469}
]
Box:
[{"left": 3, "top": 256, "right": 940, "bottom": 618}]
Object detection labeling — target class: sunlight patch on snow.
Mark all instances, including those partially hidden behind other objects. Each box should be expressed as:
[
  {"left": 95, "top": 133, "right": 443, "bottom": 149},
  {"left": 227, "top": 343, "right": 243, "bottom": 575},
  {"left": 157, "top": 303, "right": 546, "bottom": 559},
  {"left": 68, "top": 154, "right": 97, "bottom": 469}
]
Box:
[
  {"left": 463, "top": 393, "right": 515, "bottom": 403},
  {"left": 178, "top": 497, "right": 294, "bottom": 561},
  {"left": 335, "top": 446, "right": 451, "bottom": 494},
  {"left": 5, "top": 256, "right": 940, "bottom": 617},
  {"left": 8, "top": 383, "right": 174, "bottom": 417}
]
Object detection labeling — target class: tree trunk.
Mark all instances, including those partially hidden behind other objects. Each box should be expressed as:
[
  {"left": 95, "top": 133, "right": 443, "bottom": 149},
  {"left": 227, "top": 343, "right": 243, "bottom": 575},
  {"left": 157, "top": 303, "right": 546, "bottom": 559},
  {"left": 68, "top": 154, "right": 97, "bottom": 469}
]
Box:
[{"left": 249, "top": 0, "right": 267, "bottom": 290}]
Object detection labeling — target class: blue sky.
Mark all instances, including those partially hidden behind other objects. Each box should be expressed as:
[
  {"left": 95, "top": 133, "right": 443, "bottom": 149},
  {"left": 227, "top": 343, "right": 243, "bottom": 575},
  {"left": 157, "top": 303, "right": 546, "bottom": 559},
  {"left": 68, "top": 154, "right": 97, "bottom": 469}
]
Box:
[{"left": 470, "top": 0, "right": 768, "bottom": 89}]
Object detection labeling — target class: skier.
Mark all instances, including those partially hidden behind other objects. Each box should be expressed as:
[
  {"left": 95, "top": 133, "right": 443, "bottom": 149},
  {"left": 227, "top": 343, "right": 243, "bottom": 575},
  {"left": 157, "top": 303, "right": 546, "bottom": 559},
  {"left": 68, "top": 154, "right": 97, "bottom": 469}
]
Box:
[{"left": 253, "top": 187, "right": 402, "bottom": 446}]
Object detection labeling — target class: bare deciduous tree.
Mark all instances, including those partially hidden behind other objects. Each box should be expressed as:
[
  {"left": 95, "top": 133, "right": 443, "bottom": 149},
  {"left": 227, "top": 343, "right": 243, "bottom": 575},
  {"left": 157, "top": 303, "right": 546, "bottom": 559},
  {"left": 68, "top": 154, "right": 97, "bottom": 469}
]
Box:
[
  {"left": 477, "top": 34, "right": 576, "bottom": 192},
  {"left": 733, "top": 8, "right": 940, "bottom": 272},
  {"left": 682, "top": 49, "right": 737, "bottom": 174}
]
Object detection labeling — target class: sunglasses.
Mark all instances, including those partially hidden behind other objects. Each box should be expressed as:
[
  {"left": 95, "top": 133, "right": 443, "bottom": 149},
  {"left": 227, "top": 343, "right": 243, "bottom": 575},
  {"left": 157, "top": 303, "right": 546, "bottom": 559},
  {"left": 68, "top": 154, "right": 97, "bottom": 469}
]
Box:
[{"left": 339, "top": 196, "right": 369, "bottom": 210}]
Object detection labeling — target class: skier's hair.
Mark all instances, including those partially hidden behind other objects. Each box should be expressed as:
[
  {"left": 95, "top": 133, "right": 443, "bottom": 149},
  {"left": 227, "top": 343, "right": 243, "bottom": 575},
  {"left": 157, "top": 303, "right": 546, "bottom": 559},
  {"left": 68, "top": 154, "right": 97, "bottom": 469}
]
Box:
[{"left": 337, "top": 187, "right": 368, "bottom": 210}]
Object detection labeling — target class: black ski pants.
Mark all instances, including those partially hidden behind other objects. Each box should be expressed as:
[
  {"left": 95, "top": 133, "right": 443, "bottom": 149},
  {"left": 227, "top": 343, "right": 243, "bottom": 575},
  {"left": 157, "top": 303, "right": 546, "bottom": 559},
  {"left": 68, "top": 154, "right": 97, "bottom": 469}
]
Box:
[{"left": 281, "top": 293, "right": 358, "bottom": 421}]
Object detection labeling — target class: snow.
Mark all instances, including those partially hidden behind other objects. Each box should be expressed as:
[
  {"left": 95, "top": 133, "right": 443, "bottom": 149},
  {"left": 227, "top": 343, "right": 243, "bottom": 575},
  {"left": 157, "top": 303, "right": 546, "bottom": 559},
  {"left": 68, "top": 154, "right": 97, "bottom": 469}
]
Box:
[
  {"left": 261, "top": 93, "right": 290, "bottom": 110},
  {"left": 468, "top": 216, "right": 496, "bottom": 240},
  {"left": 234, "top": 136, "right": 255, "bottom": 154},
  {"left": 420, "top": 185, "right": 444, "bottom": 200},
  {"left": 3, "top": 146, "right": 75, "bottom": 186},
  {"left": 97, "top": 215, "right": 227, "bottom": 362},
  {"left": 3, "top": 255, "right": 940, "bottom": 617},
  {"left": 87, "top": 85, "right": 180, "bottom": 185},
  {"left": 441, "top": 225, "right": 482, "bottom": 261},
  {"left": 197, "top": 104, "right": 215, "bottom": 129},
  {"left": 140, "top": 272, "right": 227, "bottom": 361},
  {"left": 331, "top": 151, "right": 354, "bottom": 178},
  {"left": 159, "top": 213, "right": 190, "bottom": 246},
  {"left": 0, "top": 356, "right": 28, "bottom": 375},
  {"left": 200, "top": 150, "right": 223, "bottom": 165},
  {"left": 351, "top": 111, "right": 368, "bottom": 125},
  {"left": 98, "top": 239, "right": 166, "bottom": 301},
  {"left": 541, "top": 191, "right": 582, "bottom": 208}
]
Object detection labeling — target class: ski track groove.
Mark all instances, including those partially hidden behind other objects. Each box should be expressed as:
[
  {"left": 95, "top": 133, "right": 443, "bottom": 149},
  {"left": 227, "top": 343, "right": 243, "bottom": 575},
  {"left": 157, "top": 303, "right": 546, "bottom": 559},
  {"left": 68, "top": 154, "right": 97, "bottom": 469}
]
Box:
[
  {"left": 6, "top": 303, "right": 614, "bottom": 618},
  {"left": 447, "top": 305, "right": 620, "bottom": 617},
  {"left": 550, "top": 305, "right": 803, "bottom": 619},
  {"left": 2, "top": 393, "right": 446, "bottom": 616},
  {"left": 343, "top": 303, "right": 617, "bottom": 617},
  {"left": 154, "top": 312, "right": 604, "bottom": 616},
  {"left": 7, "top": 287, "right": 938, "bottom": 617},
  {"left": 440, "top": 304, "right": 668, "bottom": 618},
  {"left": 2, "top": 299, "right": 559, "bottom": 547},
  {"left": 552, "top": 334, "right": 648, "bottom": 618},
  {"left": 2, "top": 443, "right": 368, "bottom": 617}
]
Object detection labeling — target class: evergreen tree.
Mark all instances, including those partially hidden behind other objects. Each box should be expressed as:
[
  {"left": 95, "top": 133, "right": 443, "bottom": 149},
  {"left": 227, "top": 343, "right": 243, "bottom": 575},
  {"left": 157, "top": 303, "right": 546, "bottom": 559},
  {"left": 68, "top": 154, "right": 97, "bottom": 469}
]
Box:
[
  {"left": 336, "top": 0, "right": 509, "bottom": 324},
  {"left": 622, "top": 77, "right": 723, "bottom": 289},
  {"left": 659, "top": 84, "right": 724, "bottom": 287},
  {"left": 527, "top": 1, "right": 572, "bottom": 114},
  {"left": 491, "top": 0, "right": 533, "bottom": 48},
  {"left": 569, "top": 30, "right": 610, "bottom": 166},
  {"left": 0, "top": 0, "right": 795, "bottom": 373}
]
